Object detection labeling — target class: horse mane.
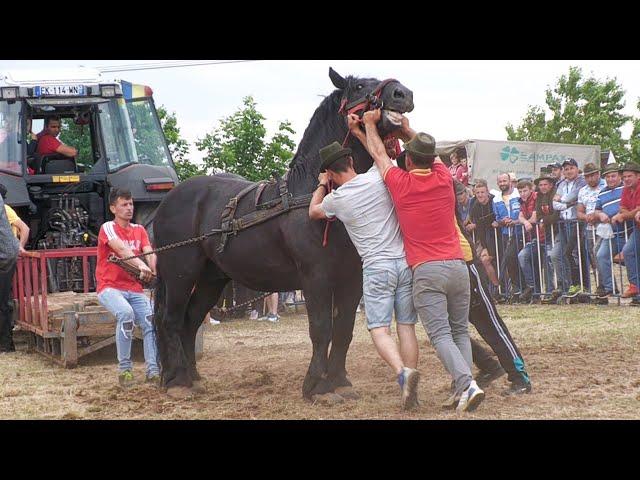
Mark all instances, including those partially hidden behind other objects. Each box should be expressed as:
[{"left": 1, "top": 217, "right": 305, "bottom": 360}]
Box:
[{"left": 286, "top": 83, "right": 371, "bottom": 196}]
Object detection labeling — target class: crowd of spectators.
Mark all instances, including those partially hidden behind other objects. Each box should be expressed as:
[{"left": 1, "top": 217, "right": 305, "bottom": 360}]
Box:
[{"left": 455, "top": 157, "right": 640, "bottom": 305}]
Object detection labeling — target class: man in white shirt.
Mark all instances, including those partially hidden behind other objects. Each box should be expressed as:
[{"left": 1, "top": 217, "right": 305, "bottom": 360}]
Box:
[{"left": 308, "top": 117, "right": 420, "bottom": 410}]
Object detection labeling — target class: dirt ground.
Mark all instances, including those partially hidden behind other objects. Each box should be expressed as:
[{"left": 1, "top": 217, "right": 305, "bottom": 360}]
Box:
[{"left": 1, "top": 304, "right": 639, "bottom": 420}]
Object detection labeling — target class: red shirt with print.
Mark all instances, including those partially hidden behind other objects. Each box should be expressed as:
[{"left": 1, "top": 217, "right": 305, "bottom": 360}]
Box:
[
  {"left": 36, "top": 134, "right": 62, "bottom": 155},
  {"left": 383, "top": 162, "right": 464, "bottom": 268},
  {"left": 96, "top": 221, "right": 150, "bottom": 293}
]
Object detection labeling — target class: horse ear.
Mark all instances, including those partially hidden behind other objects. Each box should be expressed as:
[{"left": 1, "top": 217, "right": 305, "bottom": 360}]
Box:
[{"left": 329, "top": 67, "right": 347, "bottom": 89}]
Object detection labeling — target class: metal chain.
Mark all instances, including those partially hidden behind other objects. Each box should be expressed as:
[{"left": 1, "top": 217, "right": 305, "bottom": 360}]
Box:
[
  {"left": 110, "top": 230, "right": 277, "bottom": 316},
  {"left": 218, "top": 291, "right": 275, "bottom": 315},
  {"left": 115, "top": 228, "right": 223, "bottom": 262}
]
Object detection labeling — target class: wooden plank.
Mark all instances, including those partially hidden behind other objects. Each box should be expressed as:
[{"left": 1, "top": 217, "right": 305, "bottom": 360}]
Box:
[
  {"left": 78, "top": 336, "right": 116, "bottom": 357},
  {"left": 77, "top": 324, "right": 116, "bottom": 337},
  {"left": 62, "top": 312, "right": 78, "bottom": 368},
  {"left": 76, "top": 311, "right": 116, "bottom": 325},
  {"left": 16, "top": 321, "right": 60, "bottom": 338}
]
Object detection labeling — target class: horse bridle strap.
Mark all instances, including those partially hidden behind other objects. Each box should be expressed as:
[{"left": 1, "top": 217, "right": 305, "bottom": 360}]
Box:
[{"left": 338, "top": 78, "right": 398, "bottom": 116}]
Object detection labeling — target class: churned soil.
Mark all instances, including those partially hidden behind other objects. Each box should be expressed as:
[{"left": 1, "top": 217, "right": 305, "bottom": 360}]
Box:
[{"left": 1, "top": 305, "right": 638, "bottom": 419}]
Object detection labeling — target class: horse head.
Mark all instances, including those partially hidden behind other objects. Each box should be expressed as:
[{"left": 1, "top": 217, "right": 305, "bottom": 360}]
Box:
[
  {"left": 288, "top": 67, "right": 415, "bottom": 193},
  {"left": 330, "top": 67, "right": 414, "bottom": 135}
]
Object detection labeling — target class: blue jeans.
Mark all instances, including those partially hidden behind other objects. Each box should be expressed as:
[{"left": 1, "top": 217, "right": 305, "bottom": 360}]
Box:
[
  {"left": 622, "top": 228, "right": 640, "bottom": 291},
  {"left": 518, "top": 240, "right": 552, "bottom": 293},
  {"left": 362, "top": 258, "right": 417, "bottom": 330},
  {"left": 98, "top": 288, "right": 160, "bottom": 376},
  {"left": 597, "top": 235, "right": 626, "bottom": 294}
]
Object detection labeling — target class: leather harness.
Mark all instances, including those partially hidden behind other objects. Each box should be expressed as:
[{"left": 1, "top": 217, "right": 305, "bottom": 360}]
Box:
[{"left": 216, "top": 174, "right": 312, "bottom": 254}]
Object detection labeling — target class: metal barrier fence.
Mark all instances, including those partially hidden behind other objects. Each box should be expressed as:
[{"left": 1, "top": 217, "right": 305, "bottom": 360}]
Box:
[{"left": 468, "top": 219, "right": 637, "bottom": 304}]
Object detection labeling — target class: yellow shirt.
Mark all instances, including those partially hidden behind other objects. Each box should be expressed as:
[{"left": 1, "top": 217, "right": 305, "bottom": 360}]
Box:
[
  {"left": 4, "top": 205, "right": 20, "bottom": 238},
  {"left": 454, "top": 218, "right": 473, "bottom": 262}
]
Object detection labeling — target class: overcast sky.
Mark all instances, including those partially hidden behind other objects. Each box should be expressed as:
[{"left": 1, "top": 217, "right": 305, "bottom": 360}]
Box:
[{"left": 2, "top": 60, "right": 640, "bottom": 163}]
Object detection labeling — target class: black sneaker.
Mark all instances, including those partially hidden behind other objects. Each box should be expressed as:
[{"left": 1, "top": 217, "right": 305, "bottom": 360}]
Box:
[
  {"left": 476, "top": 365, "right": 506, "bottom": 389},
  {"left": 541, "top": 289, "right": 561, "bottom": 305},
  {"left": 503, "top": 381, "right": 532, "bottom": 396},
  {"left": 630, "top": 297, "right": 640, "bottom": 306},
  {"left": 593, "top": 295, "right": 610, "bottom": 306},
  {"left": 520, "top": 286, "right": 533, "bottom": 304}
]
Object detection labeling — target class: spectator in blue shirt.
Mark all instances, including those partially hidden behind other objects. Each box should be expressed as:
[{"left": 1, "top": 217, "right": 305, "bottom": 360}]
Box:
[
  {"left": 491, "top": 173, "right": 522, "bottom": 299},
  {"left": 594, "top": 164, "right": 631, "bottom": 298},
  {"left": 550, "top": 158, "right": 587, "bottom": 295}
]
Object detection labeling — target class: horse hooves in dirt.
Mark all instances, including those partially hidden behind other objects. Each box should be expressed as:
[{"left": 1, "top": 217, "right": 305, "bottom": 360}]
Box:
[
  {"left": 311, "top": 393, "right": 345, "bottom": 406},
  {"left": 165, "top": 386, "right": 195, "bottom": 400},
  {"left": 334, "top": 386, "right": 361, "bottom": 400},
  {"left": 190, "top": 380, "right": 207, "bottom": 394}
]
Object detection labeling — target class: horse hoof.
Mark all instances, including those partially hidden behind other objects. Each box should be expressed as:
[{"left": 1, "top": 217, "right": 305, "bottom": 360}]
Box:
[
  {"left": 166, "top": 386, "right": 193, "bottom": 400},
  {"left": 311, "top": 393, "right": 345, "bottom": 406},
  {"left": 191, "top": 380, "right": 206, "bottom": 394},
  {"left": 334, "top": 386, "right": 360, "bottom": 400}
]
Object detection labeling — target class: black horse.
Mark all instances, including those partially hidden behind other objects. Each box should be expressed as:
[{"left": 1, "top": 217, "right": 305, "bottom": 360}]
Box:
[{"left": 153, "top": 68, "right": 414, "bottom": 399}]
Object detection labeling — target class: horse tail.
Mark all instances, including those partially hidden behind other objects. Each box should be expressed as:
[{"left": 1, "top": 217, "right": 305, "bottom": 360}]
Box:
[{"left": 153, "top": 268, "right": 169, "bottom": 383}]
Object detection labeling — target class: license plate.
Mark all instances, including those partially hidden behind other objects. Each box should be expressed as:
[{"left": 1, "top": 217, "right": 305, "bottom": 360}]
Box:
[
  {"left": 52, "top": 175, "right": 80, "bottom": 183},
  {"left": 34, "top": 85, "right": 86, "bottom": 96}
]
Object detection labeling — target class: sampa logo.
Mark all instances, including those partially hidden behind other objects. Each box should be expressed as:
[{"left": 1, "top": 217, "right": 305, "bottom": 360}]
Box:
[{"left": 501, "top": 146, "right": 520, "bottom": 164}]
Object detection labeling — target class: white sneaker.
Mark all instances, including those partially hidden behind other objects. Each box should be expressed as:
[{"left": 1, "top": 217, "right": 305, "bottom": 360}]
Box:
[
  {"left": 456, "top": 380, "right": 485, "bottom": 413},
  {"left": 209, "top": 318, "right": 221, "bottom": 325},
  {"left": 266, "top": 314, "right": 279, "bottom": 323},
  {"left": 249, "top": 310, "right": 259, "bottom": 321}
]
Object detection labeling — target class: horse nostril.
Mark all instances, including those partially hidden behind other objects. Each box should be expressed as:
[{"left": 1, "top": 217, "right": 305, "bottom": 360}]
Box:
[{"left": 393, "top": 88, "right": 405, "bottom": 99}]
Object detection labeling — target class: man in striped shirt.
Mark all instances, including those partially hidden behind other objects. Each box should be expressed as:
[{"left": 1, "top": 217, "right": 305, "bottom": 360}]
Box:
[{"left": 594, "top": 164, "right": 628, "bottom": 298}]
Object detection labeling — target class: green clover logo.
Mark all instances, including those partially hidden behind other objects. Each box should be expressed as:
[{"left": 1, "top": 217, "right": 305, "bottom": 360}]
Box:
[{"left": 500, "top": 146, "right": 520, "bottom": 164}]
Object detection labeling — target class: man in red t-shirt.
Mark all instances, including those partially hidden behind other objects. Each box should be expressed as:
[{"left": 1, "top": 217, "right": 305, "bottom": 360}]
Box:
[
  {"left": 362, "top": 109, "right": 484, "bottom": 413},
  {"left": 96, "top": 188, "right": 159, "bottom": 387},
  {"left": 35, "top": 116, "right": 78, "bottom": 159},
  {"left": 613, "top": 162, "right": 640, "bottom": 304}
]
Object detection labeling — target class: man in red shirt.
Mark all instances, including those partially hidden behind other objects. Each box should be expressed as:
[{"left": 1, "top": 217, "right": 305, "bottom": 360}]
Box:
[
  {"left": 613, "top": 162, "right": 640, "bottom": 305},
  {"left": 35, "top": 116, "right": 78, "bottom": 158},
  {"left": 96, "top": 188, "right": 159, "bottom": 387},
  {"left": 362, "top": 109, "right": 484, "bottom": 413}
]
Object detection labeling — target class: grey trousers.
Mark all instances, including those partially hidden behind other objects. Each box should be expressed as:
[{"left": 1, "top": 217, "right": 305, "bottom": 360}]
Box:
[{"left": 413, "top": 260, "right": 472, "bottom": 395}]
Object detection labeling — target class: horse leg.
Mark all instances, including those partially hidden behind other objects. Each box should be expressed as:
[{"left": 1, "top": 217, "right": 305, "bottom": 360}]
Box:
[
  {"left": 301, "top": 286, "right": 334, "bottom": 400},
  {"left": 156, "top": 254, "right": 203, "bottom": 392},
  {"left": 183, "top": 269, "right": 229, "bottom": 384},
  {"left": 326, "top": 284, "right": 361, "bottom": 397}
]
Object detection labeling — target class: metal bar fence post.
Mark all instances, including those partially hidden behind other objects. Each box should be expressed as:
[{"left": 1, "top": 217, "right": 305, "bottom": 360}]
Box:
[
  {"left": 592, "top": 227, "right": 598, "bottom": 291},
  {"left": 494, "top": 226, "right": 502, "bottom": 295},
  {"left": 550, "top": 224, "right": 558, "bottom": 290},
  {"left": 536, "top": 224, "right": 544, "bottom": 294},
  {"left": 608, "top": 236, "right": 615, "bottom": 303},
  {"left": 616, "top": 224, "right": 624, "bottom": 306},
  {"left": 576, "top": 220, "right": 585, "bottom": 292}
]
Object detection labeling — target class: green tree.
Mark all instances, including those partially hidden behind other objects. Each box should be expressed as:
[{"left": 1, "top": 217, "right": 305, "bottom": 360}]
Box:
[
  {"left": 196, "top": 96, "right": 296, "bottom": 181},
  {"left": 629, "top": 99, "right": 640, "bottom": 163},
  {"left": 59, "top": 119, "right": 92, "bottom": 166},
  {"left": 156, "top": 106, "right": 205, "bottom": 181},
  {"left": 506, "top": 66, "right": 632, "bottom": 163}
]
